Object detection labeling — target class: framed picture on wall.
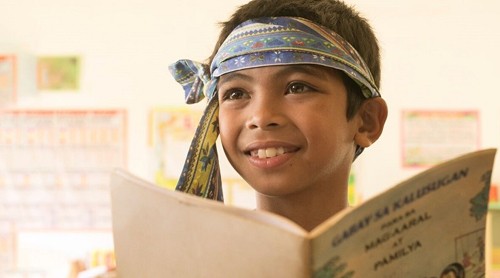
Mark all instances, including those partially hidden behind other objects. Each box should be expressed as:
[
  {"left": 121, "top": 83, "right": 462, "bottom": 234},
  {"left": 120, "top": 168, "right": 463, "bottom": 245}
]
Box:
[
  {"left": 401, "top": 110, "right": 480, "bottom": 167},
  {"left": 37, "top": 56, "right": 81, "bottom": 91},
  {"left": 149, "top": 107, "right": 202, "bottom": 190},
  {"left": 0, "top": 55, "right": 16, "bottom": 105},
  {"left": 149, "top": 107, "right": 253, "bottom": 208}
]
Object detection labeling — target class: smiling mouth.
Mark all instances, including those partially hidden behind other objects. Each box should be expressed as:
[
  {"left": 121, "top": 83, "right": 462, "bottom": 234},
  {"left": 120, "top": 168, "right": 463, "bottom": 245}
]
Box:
[{"left": 249, "top": 147, "right": 296, "bottom": 159}]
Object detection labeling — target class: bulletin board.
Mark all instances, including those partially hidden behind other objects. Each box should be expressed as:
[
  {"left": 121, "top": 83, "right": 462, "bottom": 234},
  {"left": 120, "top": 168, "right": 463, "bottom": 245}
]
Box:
[{"left": 401, "top": 110, "right": 480, "bottom": 167}]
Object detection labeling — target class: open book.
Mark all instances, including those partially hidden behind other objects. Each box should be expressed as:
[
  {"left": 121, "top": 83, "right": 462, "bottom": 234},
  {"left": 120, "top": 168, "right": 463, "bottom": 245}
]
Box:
[{"left": 110, "top": 149, "right": 496, "bottom": 277}]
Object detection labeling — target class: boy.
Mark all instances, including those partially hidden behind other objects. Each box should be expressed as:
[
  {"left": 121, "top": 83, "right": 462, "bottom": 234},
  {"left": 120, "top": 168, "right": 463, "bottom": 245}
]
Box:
[{"left": 169, "top": 0, "right": 388, "bottom": 231}]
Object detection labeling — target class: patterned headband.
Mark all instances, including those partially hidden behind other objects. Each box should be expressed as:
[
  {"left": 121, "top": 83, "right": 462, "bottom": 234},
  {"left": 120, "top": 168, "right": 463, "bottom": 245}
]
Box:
[{"left": 169, "top": 16, "right": 381, "bottom": 202}]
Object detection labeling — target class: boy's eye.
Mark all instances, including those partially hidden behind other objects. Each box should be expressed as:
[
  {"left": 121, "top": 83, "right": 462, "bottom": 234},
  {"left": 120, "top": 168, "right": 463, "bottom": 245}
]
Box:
[
  {"left": 221, "top": 89, "right": 249, "bottom": 101},
  {"left": 286, "top": 82, "right": 315, "bottom": 94}
]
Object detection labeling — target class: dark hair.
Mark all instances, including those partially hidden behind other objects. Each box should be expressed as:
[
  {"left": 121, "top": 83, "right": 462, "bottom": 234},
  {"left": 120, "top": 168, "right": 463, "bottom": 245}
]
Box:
[
  {"left": 208, "top": 0, "right": 380, "bottom": 119},
  {"left": 440, "top": 262, "right": 465, "bottom": 278}
]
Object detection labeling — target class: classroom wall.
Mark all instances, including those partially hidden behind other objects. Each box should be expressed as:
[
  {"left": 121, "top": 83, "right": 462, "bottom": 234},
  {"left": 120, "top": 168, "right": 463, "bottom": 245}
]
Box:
[
  {"left": 2, "top": 0, "right": 500, "bottom": 197},
  {"left": 1, "top": 0, "right": 500, "bottom": 275},
  {"left": 354, "top": 0, "right": 500, "bottom": 198}
]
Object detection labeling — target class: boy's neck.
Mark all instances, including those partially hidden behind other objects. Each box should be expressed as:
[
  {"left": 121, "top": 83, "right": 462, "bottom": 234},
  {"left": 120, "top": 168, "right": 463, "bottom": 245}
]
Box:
[{"left": 255, "top": 184, "right": 348, "bottom": 232}]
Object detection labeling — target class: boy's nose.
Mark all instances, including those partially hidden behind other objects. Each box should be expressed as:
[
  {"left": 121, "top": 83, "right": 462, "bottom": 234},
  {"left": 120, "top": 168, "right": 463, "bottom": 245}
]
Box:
[{"left": 245, "top": 95, "right": 286, "bottom": 130}]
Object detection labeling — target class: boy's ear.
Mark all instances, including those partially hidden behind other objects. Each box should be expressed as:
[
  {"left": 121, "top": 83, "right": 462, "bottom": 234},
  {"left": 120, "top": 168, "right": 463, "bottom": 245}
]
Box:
[{"left": 354, "top": 97, "right": 388, "bottom": 148}]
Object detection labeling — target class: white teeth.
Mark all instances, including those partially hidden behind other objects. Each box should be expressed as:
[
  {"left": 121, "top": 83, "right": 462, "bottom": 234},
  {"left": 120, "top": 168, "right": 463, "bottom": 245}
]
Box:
[
  {"left": 258, "top": 149, "right": 266, "bottom": 159},
  {"left": 265, "top": 148, "right": 276, "bottom": 157},
  {"left": 256, "top": 147, "right": 285, "bottom": 158}
]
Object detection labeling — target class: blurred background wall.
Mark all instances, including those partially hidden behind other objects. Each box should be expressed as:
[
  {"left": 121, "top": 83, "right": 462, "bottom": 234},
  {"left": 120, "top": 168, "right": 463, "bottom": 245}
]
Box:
[{"left": 1, "top": 0, "right": 500, "bottom": 276}]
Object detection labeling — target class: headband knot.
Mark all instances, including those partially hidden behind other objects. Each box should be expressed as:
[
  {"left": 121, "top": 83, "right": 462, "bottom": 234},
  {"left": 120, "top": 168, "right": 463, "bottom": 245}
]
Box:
[{"left": 168, "top": 59, "right": 216, "bottom": 104}]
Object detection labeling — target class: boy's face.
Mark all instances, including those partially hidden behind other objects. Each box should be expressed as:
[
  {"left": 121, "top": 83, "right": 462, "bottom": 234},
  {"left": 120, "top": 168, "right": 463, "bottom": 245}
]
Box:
[{"left": 217, "top": 65, "right": 360, "bottom": 197}]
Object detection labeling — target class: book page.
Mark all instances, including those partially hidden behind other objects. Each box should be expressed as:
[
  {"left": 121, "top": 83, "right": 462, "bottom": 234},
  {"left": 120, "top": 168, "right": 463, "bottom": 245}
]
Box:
[
  {"left": 111, "top": 169, "right": 309, "bottom": 277},
  {"left": 310, "top": 149, "right": 495, "bottom": 277}
]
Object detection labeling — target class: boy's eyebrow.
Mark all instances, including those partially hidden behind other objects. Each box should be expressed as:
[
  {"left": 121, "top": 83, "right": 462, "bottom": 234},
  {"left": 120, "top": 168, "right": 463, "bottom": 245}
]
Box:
[
  {"left": 218, "top": 72, "right": 254, "bottom": 87},
  {"left": 273, "top": 64, "right": 329, "bottom": 79},
  {"left": 218, "top": 64, "right": 329, "bottom": 87}
]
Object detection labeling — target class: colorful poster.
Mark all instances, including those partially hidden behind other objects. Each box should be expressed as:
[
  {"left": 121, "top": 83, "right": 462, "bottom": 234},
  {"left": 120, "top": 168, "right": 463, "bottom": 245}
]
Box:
[
  {"left": 401, "top": 110, "right": 480, "bottom": 167},
  {"left": 37, "top": 56, "right": 81, "bottom": 90},
  {"left": 0, "top": 55, "right": 16, "bottom": 105},
  {"left": 149, "top": 107, "right": 202, "bottom": 189}
]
